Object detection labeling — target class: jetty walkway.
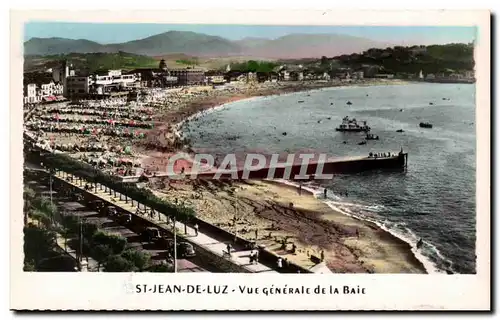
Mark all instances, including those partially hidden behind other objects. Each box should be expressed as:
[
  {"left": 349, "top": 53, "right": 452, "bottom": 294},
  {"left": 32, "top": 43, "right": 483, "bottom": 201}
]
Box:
[{"left": 53, "top": 171, "right": 279, "bottom": 274}]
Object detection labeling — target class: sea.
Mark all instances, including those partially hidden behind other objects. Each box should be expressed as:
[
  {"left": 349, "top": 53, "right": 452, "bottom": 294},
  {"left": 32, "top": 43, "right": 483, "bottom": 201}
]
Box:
[{"left": 182, "top": 83, "right": 476, "bottom": 274}]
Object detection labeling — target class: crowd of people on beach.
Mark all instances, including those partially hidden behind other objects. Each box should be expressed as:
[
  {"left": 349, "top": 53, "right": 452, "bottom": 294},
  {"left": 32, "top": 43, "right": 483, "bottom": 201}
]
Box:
[{"left": 368, "top": 152, "right": 397, "bottom": 158}]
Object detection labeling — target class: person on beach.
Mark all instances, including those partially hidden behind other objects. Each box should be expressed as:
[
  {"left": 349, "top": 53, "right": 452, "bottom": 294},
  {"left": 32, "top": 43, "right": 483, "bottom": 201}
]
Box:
[
  {"left": 249, "top": 251, "right": 255, "bottom": 264},
  {"left": 226, "top": 243, "right": 232, "bottom": 256},
  {"left": 324, "top": 188, "right": 328, "bottom": 199},
  {"left": 277, "top": 258, "right": 283, "bottom": 269},
  {"left": 298, "top": 183, "right": 302, "bottom": 195},
  {"left": 194, "top": 223, "right": 199, "bottom": 236},
  {"left": 320, "top": 250, "right": 325, "bottom": 262},
  {"left": 254, "top": 229, "right": 258, "bottom": 240},
  {"left": 416, "top": 238, "right": 423, "bottom": 249},
  {"left": 254, "top": 250, "right": 259, "bottom": 264},
  {"left": 356, "top": 228, "right": 360, "bottom": 238}
]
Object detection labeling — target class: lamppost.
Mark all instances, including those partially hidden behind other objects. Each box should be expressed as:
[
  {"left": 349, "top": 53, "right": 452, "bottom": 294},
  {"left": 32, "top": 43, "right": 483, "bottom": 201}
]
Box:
[
  {"left": 40, "top": 162, "right": 54, "bottom": 208},
  {"left": 173, "top": 216, "right": 177, "bottom": 273}
]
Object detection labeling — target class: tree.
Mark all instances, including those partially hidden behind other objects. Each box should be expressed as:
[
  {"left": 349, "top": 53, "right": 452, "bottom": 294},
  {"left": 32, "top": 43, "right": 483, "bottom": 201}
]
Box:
[
  {"left": 121, "top": 249, "right": 151, "bottom": 271},
  {"left": 147, "top": 263, "right": 173, "bottom": 273},
  {"left": 33, "top": 196, "right": 57, "bottom": 226},
  {"left": 91, "top": 244, "right": 113, "bottom": 270},
  {"left": 37, "top": 254, "right": 78, "bottom": 272},
  {"left": 92, "top": 231, "right": 127, "bottom": 255},
  {"left": 24, "top": 225, "right": 56, "bottom": 266},
  {"left": 104, "top": 255, "right": 136, "bottom": 272},
  {"left": 321, "top": 56, "right": 328, "bottom": 65},
  {"left": 23, "top": 187, "right": 36, "bottom": 225},
  {"left": 40, "top": 152, "right": 197, "bottom": 225},
  {"left": 82, "top": 222, "right": 99, "bottom": 240}
]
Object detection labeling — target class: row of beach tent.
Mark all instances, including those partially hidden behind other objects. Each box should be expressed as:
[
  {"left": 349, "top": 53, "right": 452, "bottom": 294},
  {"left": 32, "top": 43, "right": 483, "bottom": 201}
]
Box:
[{"left": 38, "top": 115, "right": 154, "bottom": 128}]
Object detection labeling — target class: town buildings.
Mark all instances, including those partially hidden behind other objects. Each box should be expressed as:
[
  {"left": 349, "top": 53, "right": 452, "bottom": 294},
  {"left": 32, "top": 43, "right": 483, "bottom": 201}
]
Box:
[
  {"left": 169, "top": 68, "right": 206, "bottom": 86},
  {"left": 23, "top": 72, "right": 65, "bottom": 104}
]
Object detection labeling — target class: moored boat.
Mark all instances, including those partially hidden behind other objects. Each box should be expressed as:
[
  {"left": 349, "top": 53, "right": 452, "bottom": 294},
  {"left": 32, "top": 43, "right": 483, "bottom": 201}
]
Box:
[
  {"left": 365, "top": 133, "right": 379, "bottom": 140},
  {"left": 336, "top": 116, "right": 371, "bottom": 132},
  {"left": 419, "top": 122, "right": 433, "bottom": 128}
]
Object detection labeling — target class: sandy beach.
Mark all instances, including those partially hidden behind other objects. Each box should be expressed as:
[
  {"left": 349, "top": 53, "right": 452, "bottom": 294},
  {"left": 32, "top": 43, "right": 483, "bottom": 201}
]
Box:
[
  {"left": 138, "top": 78, "right": 427, "bottom": 273},
  {"left": 147, "top": 178, "right": 425, "bottom": 273}
]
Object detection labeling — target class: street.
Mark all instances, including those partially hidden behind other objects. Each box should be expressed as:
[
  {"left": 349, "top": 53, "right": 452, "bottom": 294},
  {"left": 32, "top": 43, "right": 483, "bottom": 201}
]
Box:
[{"left": 24, "top": 169, "right": 209, "bottom": 272}]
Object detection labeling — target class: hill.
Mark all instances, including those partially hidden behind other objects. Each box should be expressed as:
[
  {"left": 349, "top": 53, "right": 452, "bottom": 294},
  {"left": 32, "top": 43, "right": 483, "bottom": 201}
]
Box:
[
  {"left": 115, "top": 31, "right": 244, "bottom": 56},
  {"left": 24, "top": 30, "right": 391, "bottom": 59},
  {"left": 24, "top": 37, "right": 110, "bottom": 56},
  {"left": 24, "top": 52, "right": 158, "bottom": 73},
  {"left": 314, "top": 43, "right": 474, "bottom": 75}
]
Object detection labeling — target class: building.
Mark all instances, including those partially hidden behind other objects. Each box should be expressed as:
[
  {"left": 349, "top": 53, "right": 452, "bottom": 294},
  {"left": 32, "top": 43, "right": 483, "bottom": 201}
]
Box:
[
  {"left": 23, "top": 72, "right": 64, "bottom": 103},
  {"left": 373, "top": 74, "right": 395, "bottom": 79},
  {"left": 352, "top": 71, "right": 364, "bottom": 80},
  {"left": 464, "top": 70, "right": 475, "bottom": 79},
  {"left": 169, "top": 68, "right": 205, "bottom": 86},
  {"left": 361, "top": 65, "right": 380, "bottom": 78},
  {"left": 66, "top": 76, "right": 92, "bottom": 97},
  {"left": 24, "top": 84, "right": 39, "bottom": 104},
  {"left": 246, "top": 72, "right": 258, "bottom": 83},
  {"left": 289, "top": 71, "right": 304, "bottom": 81},
  {"left": 52, "top": 60, "right": 75, "bottom": 96}
]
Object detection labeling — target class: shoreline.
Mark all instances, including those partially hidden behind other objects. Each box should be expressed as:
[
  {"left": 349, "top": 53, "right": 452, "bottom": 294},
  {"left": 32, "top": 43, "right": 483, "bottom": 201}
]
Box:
[
  {"left": 174, "top": 79, "right": 413, "bottom": 135},
  {"left": 266, "top": 179, "right": 436, "bottom": 274},
  {"left": 141, "top": 78, "right": 432, "bottom": 274}
]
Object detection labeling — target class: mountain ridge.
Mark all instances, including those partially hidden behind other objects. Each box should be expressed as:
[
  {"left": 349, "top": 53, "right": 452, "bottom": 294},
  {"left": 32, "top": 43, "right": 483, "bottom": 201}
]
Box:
[{"left": 24, "top": 30, "right": 394, "bottom": 59}]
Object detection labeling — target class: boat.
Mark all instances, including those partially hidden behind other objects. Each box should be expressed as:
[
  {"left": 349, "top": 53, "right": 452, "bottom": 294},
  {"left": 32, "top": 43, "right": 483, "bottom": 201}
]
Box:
[
  {"left": 358, "top": 141, "right": 367, "bottom": 145},
  {"left": 396, "top": 129, "right": 404, "bottom": 133},
  {"left": 365, "top": 133, "right": 379, "bottom": 140},
  {"left": 298, "top": 100, "right": 305, "bottom": 103},
  {"left": 336, "top": 116, "right": 371, "bottom": 132},
  {"left": 419, "top": 122, "right": 433, "bottom": 128},
  {"left": 346, "top": 101, "right": 353, "bottom": 105}
]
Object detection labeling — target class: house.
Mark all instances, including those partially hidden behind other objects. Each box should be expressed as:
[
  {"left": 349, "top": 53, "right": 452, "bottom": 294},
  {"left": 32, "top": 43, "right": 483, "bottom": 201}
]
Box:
[
  {"left": 169, "top": 68, "right": 205, "bottom": 86},
  {"left": 361, "top": 65, "right": 380, "bottom": 78},
  {"left": 256, "top": 72, "right": 278, "bottom": 83},
  {"left": 246, "top": 72, "right": 258, "bottom": 83},
  {"left": 205, "top": 71, "right": 226, "bottom": 84},
  {"left": 24, "top": 83, "right": 39, "bottom": 104},
  {"left": 224, "top": 71, "right": 244, "bottom": 83},
  {"left": 373, "top": 74, "right": 395, "bottom": 79},
  {"left": 23, "top": 72, "right": 64, "bottom": 103},
  {"left": 351, "top": 71, "right": 364, "bottom": 80},
  {"left": 279, "top": 69, "right": 290, "bottom": 81},
  {"left": 66, "top": 75, "right": 92, "bottom": 97},
  {"left": 464, "top": 70, "right": 475, "bottom": 79},
  {"left": 289, "top": 71, "right": 304, "bottom": 81}
]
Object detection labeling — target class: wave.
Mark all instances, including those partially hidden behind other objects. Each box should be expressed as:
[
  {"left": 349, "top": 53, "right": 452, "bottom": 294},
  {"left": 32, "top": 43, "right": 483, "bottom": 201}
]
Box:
[{"left": 271, "top": 178, "right": 453, "bottom": 274}]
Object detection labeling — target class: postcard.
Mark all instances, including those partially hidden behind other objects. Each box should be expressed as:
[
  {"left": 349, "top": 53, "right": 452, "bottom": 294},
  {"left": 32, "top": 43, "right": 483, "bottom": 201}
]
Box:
[{"left": 10, "top": 9, "right": 491, "bottom": 311}]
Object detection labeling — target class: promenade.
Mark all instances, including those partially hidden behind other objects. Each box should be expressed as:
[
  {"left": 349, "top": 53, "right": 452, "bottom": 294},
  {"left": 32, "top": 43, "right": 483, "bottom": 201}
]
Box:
[{"left": 54, "top": 171, "right": 279, "bottom": 274}]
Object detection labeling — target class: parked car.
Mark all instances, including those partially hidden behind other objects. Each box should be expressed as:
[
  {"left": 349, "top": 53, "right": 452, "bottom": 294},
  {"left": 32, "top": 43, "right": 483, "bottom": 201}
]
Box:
[
  {"left": 107, "top": 206, "right": 118, "bottom": 217},
  {"left": 141, "top": 227, "right": 161, "bottom": 242},
  {"left": 164, "top": 239, "right": 196, "bottom": 258},
  {"left": 118, "top": 213, "right": 133, "bottom": 225}
]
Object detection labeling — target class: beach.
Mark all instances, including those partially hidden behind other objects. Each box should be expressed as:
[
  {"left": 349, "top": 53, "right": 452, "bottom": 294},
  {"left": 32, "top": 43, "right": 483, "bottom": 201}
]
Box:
[
  {"left": 139, "top": 79, "right": 412, "bottom": 154},
  {"left": 140, "top": 78, "right": 428, "bottom": 274}
]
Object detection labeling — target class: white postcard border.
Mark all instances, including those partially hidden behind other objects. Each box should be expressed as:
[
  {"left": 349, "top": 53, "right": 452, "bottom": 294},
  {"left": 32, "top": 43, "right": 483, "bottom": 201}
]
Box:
[{"left": 9, "top": 9, "right": 491, "bottom": 311}]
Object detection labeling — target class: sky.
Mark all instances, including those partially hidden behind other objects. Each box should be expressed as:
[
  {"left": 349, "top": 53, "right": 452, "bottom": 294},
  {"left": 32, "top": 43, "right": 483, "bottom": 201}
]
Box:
[{"left": 24, "top": 22, "right": 477, "bottom": 45}]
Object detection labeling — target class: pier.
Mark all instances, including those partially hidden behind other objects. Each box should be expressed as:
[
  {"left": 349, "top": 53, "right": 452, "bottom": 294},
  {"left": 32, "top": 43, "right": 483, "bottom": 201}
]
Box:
[{"left": 171, "top": 152, "right": 409, "bottom": 181}]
